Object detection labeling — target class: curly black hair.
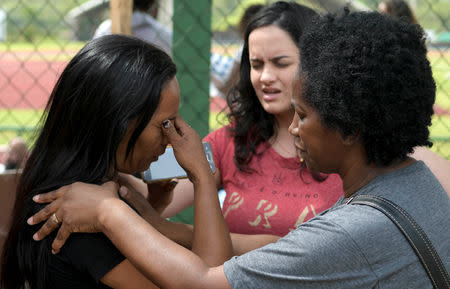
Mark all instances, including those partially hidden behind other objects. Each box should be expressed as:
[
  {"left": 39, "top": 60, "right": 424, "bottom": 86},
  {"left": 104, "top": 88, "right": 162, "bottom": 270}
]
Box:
[
  {"left": 299, "top": 10, "right": 435, "bottom": 166},
  {"left": 227, "top": 1, "right": 317, "bottom": 172}
]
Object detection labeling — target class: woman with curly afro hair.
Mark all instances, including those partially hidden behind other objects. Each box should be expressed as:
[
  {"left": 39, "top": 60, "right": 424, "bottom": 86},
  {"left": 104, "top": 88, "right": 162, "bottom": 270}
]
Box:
[{"left": 26, "top": 10, "right": 449, "bottom": 289}]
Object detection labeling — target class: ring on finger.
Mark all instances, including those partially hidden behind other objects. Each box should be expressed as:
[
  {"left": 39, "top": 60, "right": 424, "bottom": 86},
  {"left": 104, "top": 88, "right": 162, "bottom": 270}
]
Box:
[{"left": 51, "top": 213, "right": 60, "bottom": 225}]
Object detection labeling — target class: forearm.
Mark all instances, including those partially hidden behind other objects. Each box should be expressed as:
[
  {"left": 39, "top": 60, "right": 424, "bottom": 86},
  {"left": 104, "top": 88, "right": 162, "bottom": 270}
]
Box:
[
  {"left": 155, "top": 219, "right": 194, "bottom": 249},
  {"left": 152, "top": 220, "right": 278, "bottom": 256},
  {"left": 99, "top": 199, "right": 227, "bottom": 289},
  {"left": 192, "top": 176, "right": 233, "bottom": 266}
]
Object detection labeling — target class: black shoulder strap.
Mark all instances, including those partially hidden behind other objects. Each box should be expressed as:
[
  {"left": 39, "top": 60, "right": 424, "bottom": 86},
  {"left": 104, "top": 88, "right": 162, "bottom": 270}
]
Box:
[{"left": 347, "top": 195, "right": 450, "bottom": 289}]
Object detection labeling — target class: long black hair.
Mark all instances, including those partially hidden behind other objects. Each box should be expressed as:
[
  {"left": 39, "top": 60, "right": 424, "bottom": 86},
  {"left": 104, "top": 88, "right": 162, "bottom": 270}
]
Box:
[
  {"left": 1, "top": 34, "right": 176, "bottom": 289},
  {"left": 226, "top": 1, "right": 317, "bottom": 172}
]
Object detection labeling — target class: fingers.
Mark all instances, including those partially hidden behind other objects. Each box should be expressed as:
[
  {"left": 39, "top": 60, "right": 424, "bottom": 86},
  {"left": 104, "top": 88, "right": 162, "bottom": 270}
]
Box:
[
  {"left": 27, "top": 199, "right": 61, "bottom": 226},
  {"left": 101, "top": 180, "right": 119, "bottom": 194},
  {"left": 119, "top": 186, "right": 149, "bottom": 214},
  {"left": 119, "top": 186, "right": 160, "bottom": 220},
  {"left": 166, "top": 179, "right": 179, "bottom": 191},
  {"left": 172, "top": 116, "right": 189, "bottom": 129},
  {"left": 162, "top": 119, "right": 182, "bottom": 144},
  {"left": 32, "top": 186, "right": 67, "bottom": 203},
  {"left": 147, "top": 179, "right": 178, "bottom": 192},
  {"left": 51, "top": 223, "right": 72, "bottom": 254},
  {"left": 162, "top": 117, "right": 201, "bottom": 147},
  {"left": 32, "top": 209, "right": 61, "bottom": 241},
  {"left": 146, "top": 180, "right": 177, "bottom": 213}
]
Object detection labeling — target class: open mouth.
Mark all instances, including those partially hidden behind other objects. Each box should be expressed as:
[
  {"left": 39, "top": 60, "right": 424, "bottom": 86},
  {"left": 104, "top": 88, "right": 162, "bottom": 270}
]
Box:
[
  {"left": 262, "top": 88, "right": 281, "bottom": 101},
  {"left": 262, "top": 87, "right": 281, "bottom": 95},
  {"left": 262, "top": 87, "right": 280, "bottom": 93}
]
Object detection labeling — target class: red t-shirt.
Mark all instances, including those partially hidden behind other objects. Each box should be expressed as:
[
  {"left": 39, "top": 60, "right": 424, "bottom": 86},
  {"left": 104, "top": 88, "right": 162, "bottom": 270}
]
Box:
[{"left": 204, "top": 125, "right": 343, "bottom": 236}]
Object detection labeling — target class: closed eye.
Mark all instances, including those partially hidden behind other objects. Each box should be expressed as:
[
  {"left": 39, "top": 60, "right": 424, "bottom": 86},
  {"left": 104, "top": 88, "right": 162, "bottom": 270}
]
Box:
[
  {"left": 250, "top": 59, "right": 263, "bottom": 70},
  {"left": 291, "top": 102, "right": 305, "bottom": 121}
]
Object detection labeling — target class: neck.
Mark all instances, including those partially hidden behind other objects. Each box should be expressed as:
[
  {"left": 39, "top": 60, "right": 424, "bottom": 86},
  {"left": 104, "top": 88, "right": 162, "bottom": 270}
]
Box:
[
  {"left": 105, "top": 167, "right": 119, "bottom": 183},
  {"left": 274, "top": 109, "right": 295, "bottom": 130},
  {"left": 270, "top": 115, "right": 296, "bottom": 158},
  {"left": 341, "top": 156, "right": 415, "bottom": 198}
]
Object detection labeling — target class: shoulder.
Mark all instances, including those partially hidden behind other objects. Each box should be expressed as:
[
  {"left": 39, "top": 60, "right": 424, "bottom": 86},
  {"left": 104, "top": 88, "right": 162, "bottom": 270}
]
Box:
[
  {"left": 56, "top": 232, "right": 124, "bottom": 282},
  {"left": 93, "top": 20, "right": 112, "bottom": 39},
  {"left": 134, "top": 11, "right": 171, "bottom": 34},
  {"left": 322, "top": 203, "right": 392, "bottom": 236},
  {"left": 60, "top": 232, "right": 122, "bottom": 261},
  {"left": 410, "top": 148, "right": 450, "bottom": 195}
]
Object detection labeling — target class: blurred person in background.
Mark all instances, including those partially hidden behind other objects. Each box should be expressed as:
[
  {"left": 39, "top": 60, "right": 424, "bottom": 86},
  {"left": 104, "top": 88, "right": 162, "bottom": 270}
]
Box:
[
  {"left": 211, "top": 4, "right": 265, "bottom": 98},
  {"left": 378, "top": 0, "right": 418, "bottom": 24},
  {"left": 0, "top": 137, "right": 29, "bottom": 172},
  {"left": 93, "top": 0, "right": 172, "bottom": 55}
]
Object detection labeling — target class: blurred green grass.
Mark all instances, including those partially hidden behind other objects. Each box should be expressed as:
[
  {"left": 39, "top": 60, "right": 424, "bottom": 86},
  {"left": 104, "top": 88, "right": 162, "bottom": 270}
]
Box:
[{"left": 0, "top": 110, "right": 42, "bottom": 146}]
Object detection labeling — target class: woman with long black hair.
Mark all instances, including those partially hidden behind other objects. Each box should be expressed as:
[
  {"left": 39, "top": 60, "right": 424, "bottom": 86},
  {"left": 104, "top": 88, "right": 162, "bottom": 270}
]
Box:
[{"left": 1, "top": 34, "right": 229, "bottom": 289}]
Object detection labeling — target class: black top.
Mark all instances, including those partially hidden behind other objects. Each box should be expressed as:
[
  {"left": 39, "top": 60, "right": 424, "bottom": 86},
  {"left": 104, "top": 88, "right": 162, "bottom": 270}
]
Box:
[{"left": 47, "top": 232, "right": 125, "bottom": 288}]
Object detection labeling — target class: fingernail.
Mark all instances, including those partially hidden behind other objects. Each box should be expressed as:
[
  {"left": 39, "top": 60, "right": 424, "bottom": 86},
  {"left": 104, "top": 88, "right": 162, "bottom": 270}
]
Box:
[
  {"left": 162, "top": 120, "right": 170, "bottom": 129},
  {"left": 27, "top": 217, "right": 33, "bottom": 225},
  {"left": 170, "top": 180, "right": 179, "bottom": 188},
  {"left": 33, "top": 195, "right": 39, "bottom": 202},
  {"left": 119, "top": 186, "right": 128, "bottom": 197},
  {"left": 33, "top": 233, "right": 38, "bottom": 241}
]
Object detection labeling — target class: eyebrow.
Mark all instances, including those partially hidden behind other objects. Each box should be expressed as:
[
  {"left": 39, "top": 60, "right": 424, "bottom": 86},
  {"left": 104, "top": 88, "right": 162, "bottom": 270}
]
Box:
[
  {"left": 271, "top": 55, "right": 291, "bottom": 61},
  {"left": 250, "top": 55, "right": 291, "bottom": 62}
]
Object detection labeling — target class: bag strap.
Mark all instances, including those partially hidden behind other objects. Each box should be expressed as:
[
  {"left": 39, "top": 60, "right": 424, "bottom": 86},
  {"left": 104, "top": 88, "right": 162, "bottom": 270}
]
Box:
[{"left": 347, "top": 194, "right": 450, "bottom": 289}]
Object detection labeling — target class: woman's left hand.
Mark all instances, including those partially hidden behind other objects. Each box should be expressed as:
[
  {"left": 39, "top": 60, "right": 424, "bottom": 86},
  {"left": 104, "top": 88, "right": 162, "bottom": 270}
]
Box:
[{"left": 27, "top": 181, "right": 120, "bottom": 253}]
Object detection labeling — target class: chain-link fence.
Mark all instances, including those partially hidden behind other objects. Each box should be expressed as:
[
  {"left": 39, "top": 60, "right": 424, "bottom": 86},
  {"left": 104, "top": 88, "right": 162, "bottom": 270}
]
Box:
[{"left": 0, "top": 0, "right": 448, "bottom": 154}]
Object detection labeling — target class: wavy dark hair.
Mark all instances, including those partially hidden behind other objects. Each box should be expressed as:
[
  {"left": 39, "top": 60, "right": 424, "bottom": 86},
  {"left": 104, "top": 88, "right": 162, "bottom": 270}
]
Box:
[
  {"left": 226, "top": 1, "right": 317, "bottom": 173},
  {"left": 381, "top": 0, "right": 418, "bottom": 24},
  {"left": 134, "top": 0, "right": 155, "bottom": 12},
  {"left": 1, "top": 34, "right": 176, "bottom": 289},
  {"left": 237, "top": 4, "right": 265, "bottom": 37},
  {"left": 299, "top": 10, "right": 434, "bottom": 166}
]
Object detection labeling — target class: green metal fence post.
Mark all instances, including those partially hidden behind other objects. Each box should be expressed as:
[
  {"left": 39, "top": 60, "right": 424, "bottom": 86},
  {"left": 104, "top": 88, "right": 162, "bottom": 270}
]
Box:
[
  {"left": 172, "top": 0, "right": 211, "bottom": 138},
  {"left": 171, "top": 0, "right": 212, "bottom": 224}
]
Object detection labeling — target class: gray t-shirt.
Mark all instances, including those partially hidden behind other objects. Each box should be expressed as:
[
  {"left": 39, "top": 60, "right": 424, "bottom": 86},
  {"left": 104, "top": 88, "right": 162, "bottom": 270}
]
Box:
[
  {"left": 223, "top": 161, "right": 450, "bottom": 288},
  {"left": 93, "top": 11, "right": 172, "bottom": 56}
]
